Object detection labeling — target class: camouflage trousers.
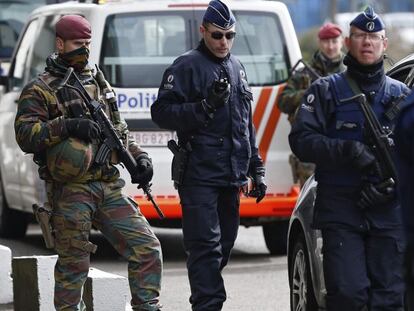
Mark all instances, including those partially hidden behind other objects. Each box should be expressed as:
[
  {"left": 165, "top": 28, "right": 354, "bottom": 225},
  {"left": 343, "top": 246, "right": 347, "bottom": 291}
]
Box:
[
  {"left": 289, "top": 154, "right": 315, "bottom": 188},
  {"left": 49, "top": 179, "right": 162, "bottom": 311}
]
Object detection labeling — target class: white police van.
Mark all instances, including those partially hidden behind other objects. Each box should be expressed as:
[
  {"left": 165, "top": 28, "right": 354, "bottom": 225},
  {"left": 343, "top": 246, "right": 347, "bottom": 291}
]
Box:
[{"left": 0, "top": 0, "right": 302, "bottom": 254}]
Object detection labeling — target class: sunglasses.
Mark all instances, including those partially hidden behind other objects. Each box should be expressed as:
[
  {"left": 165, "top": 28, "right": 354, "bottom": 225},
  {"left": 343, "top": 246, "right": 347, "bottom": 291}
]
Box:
[{"left": 208, "top": 30, "right": 237, "bottom": 40}]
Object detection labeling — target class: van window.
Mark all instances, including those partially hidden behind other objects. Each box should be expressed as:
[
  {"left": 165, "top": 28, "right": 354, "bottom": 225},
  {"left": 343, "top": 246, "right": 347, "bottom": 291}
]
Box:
[
  {"left": 0, "top": 0, "right": 48, "bottom": 60},
  {"left": 100, "top": 10, "right": 288, "bottom": 88},
  {"left": 11, "top": 19, "right": 40, "bottom": 88},
  {"left": 100, "top": 12, "right": 191, "bottom": 88},
  {"left": 231, "top": 11, "right": 288, "bottom": 86},
  {"left": 28, "top": 15, "right": 58, "bottom": 80}
]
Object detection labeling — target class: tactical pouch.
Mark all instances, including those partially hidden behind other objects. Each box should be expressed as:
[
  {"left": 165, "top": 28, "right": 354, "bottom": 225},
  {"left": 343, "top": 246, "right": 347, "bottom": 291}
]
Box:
[
  {"left": 33, "top": 203, "right": 55, "bottom": 249},
  {"left": 167, "top": 140, "right": 190, "bottom": 189}
]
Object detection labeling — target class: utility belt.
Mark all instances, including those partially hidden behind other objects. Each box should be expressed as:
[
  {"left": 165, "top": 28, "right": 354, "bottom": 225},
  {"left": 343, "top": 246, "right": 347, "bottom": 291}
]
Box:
[{"left": 167, "top": 140, "right": 192, "bottom": 189}]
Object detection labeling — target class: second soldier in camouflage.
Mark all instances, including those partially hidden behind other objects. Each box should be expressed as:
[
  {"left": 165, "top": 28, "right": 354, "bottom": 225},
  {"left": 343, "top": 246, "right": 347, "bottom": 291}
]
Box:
[{"left": 279, "top": 23, "right": 345, "bottom": 187}]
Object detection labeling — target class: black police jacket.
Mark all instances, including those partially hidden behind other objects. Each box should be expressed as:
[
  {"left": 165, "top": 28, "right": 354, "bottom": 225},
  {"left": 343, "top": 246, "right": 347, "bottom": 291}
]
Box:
[
  {"left": 289, "top": 65, "right": 409, "bottom": 230},
  {"left": 151, "top": 40, "right": 263, "bottom": 187},
  {"left": 395, "top": 93, "right": 414, "bottom": 245}
]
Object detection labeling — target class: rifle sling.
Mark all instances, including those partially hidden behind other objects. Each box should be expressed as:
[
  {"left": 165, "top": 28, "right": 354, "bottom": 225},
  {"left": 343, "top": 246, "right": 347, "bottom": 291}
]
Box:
[
  {"left": 345, "top": 72, "right": 404, "bottom": 122},
  {"left": 344, "top": 72, "right": 386, "bottom": 126}
]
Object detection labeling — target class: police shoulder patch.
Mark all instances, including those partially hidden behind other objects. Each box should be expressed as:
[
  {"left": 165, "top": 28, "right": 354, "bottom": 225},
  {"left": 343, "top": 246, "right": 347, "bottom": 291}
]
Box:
[
  {"left": 301, "top": 103, "right": 315, "bottom": 113},
  {"left": 163, "top": 74, "right": 174, "bottom": 90},
  {"left": 307, "top": 93, "right": 315, "bottom": 103}
]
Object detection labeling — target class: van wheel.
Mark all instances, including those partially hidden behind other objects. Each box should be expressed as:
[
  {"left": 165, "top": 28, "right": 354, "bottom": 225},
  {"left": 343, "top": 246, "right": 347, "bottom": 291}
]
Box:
[
  {"left": 0, "top": 175, "right": 28, "bottom": 238},
  {"left": 290, "top": 235, "right": 317, "bottom": 311},
  {"left": 262, "top": 220, "right": 289, "bottom": 255}
]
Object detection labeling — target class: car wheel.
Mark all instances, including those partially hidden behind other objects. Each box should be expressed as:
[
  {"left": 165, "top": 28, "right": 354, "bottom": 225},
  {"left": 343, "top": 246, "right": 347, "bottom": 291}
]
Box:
[
  {"left": 0, "top": 174, "right": 28, "bottom": 238},
  {"left": 290, "top": 234, "right": 317, "bottom": 311},
  {"left": 262, "top": 220, "right": 289, "bottom": 255}
]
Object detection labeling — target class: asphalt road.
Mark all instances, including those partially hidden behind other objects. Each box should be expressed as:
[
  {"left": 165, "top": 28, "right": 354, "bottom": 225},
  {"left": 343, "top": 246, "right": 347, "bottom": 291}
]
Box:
[{"left": 0, "top": 225, "right": 290, "bottom": 311}]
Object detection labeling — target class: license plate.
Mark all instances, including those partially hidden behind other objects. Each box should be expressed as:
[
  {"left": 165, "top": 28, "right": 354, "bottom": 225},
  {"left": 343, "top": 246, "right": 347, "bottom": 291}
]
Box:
[{"left": 130, "top": 131, "right": 177, "bottom": 147}]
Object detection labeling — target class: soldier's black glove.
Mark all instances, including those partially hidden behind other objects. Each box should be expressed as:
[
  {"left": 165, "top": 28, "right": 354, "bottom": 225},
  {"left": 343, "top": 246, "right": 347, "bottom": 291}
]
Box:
[
  {"left": 201, "top": 79, "right": 230, "bottom": 114},
  {"left": 131, "top": 153, "right": 153, "bottom": 187},
  {"left": 249, "top": 166, "right": 267, "bottom": 203},
  {"left": 64, "top": 118, "right": 101, "bottom": 143},
  {"left": 357, "top": 179, "right": 396, "bottom": 210}
]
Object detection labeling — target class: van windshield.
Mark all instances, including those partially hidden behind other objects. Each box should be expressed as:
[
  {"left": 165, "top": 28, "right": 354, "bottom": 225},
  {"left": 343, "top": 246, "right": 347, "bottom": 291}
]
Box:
[
  {"left": 100, "top": 10, "right": 288, "bottom": 88},
  {"left": 100, "top": 12, "right": 190, "bottom": 88},
  {"left": 231, "top": 11, "right": 288, "bottom": 86}
]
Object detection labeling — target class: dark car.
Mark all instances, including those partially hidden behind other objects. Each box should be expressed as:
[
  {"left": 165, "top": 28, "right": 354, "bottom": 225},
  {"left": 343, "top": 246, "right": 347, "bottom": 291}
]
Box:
[{"left": 286, "top": 53, "right": 414, "bottom": 311}]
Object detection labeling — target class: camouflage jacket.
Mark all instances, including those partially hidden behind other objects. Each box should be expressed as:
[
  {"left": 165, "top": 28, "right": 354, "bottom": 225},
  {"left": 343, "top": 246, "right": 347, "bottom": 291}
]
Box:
[
  {"left": 15, "top": 53, "right": 146, "bottom": 183},
  {"left": 279, "top": 50, "right": 346, "bottom": 123}
]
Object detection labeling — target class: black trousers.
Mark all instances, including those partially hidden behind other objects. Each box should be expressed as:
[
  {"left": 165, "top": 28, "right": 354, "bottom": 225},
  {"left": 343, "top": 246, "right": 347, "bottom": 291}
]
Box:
[
  {"left": 322, "top": 227, "right": 405, "bottom": 311},
  {"left": 179, "top": 185, "right": 240, "bottom": 311}
]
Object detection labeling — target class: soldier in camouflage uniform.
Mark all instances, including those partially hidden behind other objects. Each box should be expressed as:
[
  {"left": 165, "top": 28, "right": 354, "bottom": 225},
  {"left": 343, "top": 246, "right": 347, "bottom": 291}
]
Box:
[
  {"left": 279, "top": 23, "right": 346, "bottom": 187},
  {"left": 14, "top": 15, "right": 162, "bottom": 311}
]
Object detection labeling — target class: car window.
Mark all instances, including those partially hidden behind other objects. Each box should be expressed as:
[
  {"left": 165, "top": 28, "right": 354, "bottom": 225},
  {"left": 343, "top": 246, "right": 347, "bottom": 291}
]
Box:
[
  {"left": 231, "top": 11, "right": 289, "bottom": 86},
  {"left": 0, "top": 0, "right": 48, "bottom": 60},
  {"left": 28, "top": 15, "right": 59, "bottom": 80},
  {"left": 11, "top": 19, "right": 40, "bottom": 88},
  {"left": 100, "top": 12, "right": 191, "bottom": 88}
]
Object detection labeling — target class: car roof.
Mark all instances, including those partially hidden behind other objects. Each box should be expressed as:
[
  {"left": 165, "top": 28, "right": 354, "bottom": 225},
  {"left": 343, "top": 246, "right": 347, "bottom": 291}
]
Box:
[
  {"left": 386, "top": 53, "right": 414, "bottom": 76},
  {"left": 30, "top": 0, "right": 288, "bottom": 17},
  {"left": 389, "top": 53, "right": 414, "bottom": 69}
]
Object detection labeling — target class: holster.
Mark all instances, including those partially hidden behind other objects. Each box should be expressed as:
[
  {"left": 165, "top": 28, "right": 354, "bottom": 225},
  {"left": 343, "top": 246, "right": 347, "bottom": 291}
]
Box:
[
  {"left": 32, "top": 203, "right": 55, "bottom": 249},
  {"left": 167, "top": 140, "right": 191, "bottom": 189}
]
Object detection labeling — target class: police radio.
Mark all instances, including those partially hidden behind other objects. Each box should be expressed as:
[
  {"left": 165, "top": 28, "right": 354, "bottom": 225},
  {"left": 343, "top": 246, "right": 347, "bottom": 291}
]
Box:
[{"left": 214, "top": 70, "right": 229, "bottom": 93}]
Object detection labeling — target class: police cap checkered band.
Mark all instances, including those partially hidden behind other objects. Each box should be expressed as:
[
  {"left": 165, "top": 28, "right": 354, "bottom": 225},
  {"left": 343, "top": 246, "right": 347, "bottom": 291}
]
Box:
[
  {"left": 350, "top": 6, "right": 385, "bottom": 33},
  {"left": 203, "top": 0, "right": 236, "bottom": 30}
]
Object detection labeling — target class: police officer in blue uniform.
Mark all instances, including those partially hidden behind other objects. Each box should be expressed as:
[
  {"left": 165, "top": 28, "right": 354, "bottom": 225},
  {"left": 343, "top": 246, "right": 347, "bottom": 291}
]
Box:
[
  {"left": 151, "top": 1, "right": 266, "bottom": 310},
  {"left": 289, "top": 7, "right": 408, "bottom": 311},
  {"left": 395, "top": 88, "right": 414, "bottom": 310}
]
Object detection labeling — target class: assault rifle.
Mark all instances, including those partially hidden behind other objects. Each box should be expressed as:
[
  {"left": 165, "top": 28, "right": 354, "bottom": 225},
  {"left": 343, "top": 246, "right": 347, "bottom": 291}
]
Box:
[
  {"left": 289, "top": 59, "right": 321, "bottom": 82},
  {"left": 340, "top": 93, "right": 397, "bottom": 186},
  {"left": 59, "top": 67, "right": 164, "bottom": 219}
]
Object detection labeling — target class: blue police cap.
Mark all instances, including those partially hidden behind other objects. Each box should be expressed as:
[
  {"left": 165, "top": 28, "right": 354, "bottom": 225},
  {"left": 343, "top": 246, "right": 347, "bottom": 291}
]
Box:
[
  {"left": 203, "top": 0, "right": 236, "bottom": 30},
  {"left": 350, "top": 6, "right": 385, "bottom": 32}
]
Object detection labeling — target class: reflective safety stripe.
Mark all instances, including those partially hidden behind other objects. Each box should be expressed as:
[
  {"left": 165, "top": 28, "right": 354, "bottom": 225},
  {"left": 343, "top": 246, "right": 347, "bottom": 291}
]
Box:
[{"left": 257, "top": 85, "right": 285, "bottom": 163}]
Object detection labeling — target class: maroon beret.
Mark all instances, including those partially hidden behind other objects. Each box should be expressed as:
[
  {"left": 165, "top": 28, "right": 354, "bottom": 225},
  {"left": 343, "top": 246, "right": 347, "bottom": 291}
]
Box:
[
  {"left": 55, "top": 15, "right": 91, "bottom": 40},
  {"left": 318, "top": 23, "right": 342, "bottom": 40}
]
